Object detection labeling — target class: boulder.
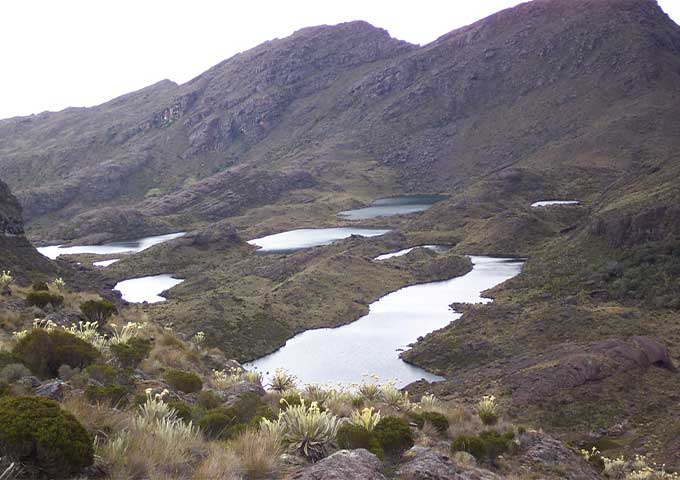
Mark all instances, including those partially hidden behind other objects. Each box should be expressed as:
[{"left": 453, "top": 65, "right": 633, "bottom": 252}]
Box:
[
  {"left": 290, "top": 449, "right": 386, "bottom": 480},
  {"left": 35, "top": 380, "right": 69, "bottom": 401},
  {"left": 396, "top": 446, "right": 501, "bottom": 480},
  {"left": 221, "top": 381, "right": 266, "bottom": 406},
  {"left": 517, "top": 432, "right": 601, "bottom": 480}
]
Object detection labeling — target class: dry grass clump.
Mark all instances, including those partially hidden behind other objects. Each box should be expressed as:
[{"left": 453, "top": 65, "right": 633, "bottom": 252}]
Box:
[
  {"left": 62, "top": 393, "right": 129, "bottom": 434},
  {"left": 97, "top": 391, "right": 205, "bottom": 479},
  {"left": 229, "top": 429, "right": 283, "bottom": 479},
  {"left": 193, "top": 444, "right": 242, "bottom": 480}
]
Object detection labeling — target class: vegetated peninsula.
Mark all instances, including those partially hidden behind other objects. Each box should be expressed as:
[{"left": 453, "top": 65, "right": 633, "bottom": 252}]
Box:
[{"left": 1, "top": 0, "right": 680, "bottom": 478}]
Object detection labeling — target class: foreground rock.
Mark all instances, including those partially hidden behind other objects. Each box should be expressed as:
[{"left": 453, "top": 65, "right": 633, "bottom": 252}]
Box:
[
  {"left": 290, "top": 449, "right": 386, "bottom": 480},
  {"left": 397, "top": 446, "right": 501, "bottom": 480}
]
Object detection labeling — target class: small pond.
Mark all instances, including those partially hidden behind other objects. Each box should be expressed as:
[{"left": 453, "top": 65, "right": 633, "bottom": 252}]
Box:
[
  {"left": 248, "top": 228, "right": 390, "bottom": 253},
  {"left": 531, "top": 200, "right": 580, "bottom": 208},
  {"left": 114, "top": 274, "right": 184, "bottom": 303},
  {"left": 247, "top": 255, "right": 524, "bottom": 388},
  {"left": 338, "top": 195, "right": 446, "bottom": 220},
  {"left": 37, "top": 232, "right": 187, "bottom": 260},
  {"left": 374, "top": 245, "right": 450, "bottom": 261}
]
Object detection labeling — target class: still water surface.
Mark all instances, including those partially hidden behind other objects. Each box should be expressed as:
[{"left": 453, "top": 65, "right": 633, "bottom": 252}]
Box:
[
  {"left": 338, "top": 195, "right": 446, "bottom": 220},
  {"left": 248, "top": 228, "right": 390, "bottom": 253},
  {"left": 37, "top": 232, "right": 186, "bottom": 259},
  {"left": 114, "top": 274, "right": 184, "bottom": 303},
  {"left": 248, "top": 256, "right": 524, "bottom": 387}
]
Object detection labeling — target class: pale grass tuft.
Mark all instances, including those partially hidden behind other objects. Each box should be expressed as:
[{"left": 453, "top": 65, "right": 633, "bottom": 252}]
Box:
[
  {"left": 230, "top": 429, "right": 283, "bottom": 479},
  {"left": 193, "top": 444, "right": 242, "bottom": 480}
]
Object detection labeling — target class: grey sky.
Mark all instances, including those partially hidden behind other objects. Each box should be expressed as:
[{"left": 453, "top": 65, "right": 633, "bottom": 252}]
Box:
[{"left": 1, "top": 0, "right": 678, "bottom": 120}]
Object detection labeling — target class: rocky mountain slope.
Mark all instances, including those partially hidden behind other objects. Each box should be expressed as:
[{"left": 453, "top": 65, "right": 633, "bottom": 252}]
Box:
[
  {"left": 0, "top": 178, "right": 55, "bottom": 281},
  {"left": 1, "top": 0, "right": 679, "bottom": 245},
  {"left": 1, "top": 0, "right": 680, "bottom": 471}
]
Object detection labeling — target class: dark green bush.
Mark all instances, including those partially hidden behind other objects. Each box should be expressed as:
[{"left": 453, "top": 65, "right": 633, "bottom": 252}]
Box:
[
  {"left": 25, "top": 291, "right": 64, "bottom": 309},
  {"left": 167, "top": 400, "right": 192, "bottom": 423},
  {"left": 84, "top": 364, "right": 129, "bottom": 385},
  {"left": 198, "top": 409, "right": 245, "bottom": 440},
  {"left": 110, "top": 338, "right": 152, "bottom": 368},
  {"left": 0, "top": 395, "right": 93, "bottom": 478},
  {"left": 409, "top": 411, "right": 449, "bottom": 435},
  {"left": 336, "top": 423, "right": 384, "bottom": 459},
  {"left": 0, "top": 351, "right": 21, "bottom": 369},
  {"left": 451, "top": 430, "right": 515, "bottom": 463},
  {"left": 79, "top": 299, "right": 117, "bottom": 323},
  {"left": 225, "top": 392, "right": 275, "bottom": 423},
  {"left": 0, "top": 383, "right": 9, "bottom": 397},
  {"left": 451, "top": 434, "right": 488, "bottom": 460},
  {"left": 85, "top": 384, "right": 129, "bottom": 407},
  {"left": 32, "top": 282, "right": 49, "bottom": 291},
  {"left": 197, "top": 393, "right": 273, "bottom": 440},
  {"left": 164, "top": 369, "right": 202, "bottom": 393},
  {"left": 13, "top": 329, "right": 100, "bottom": 378},
  {"left": 196, "top": 390, "right": 222, "bottom": 410},
  {"left": 373, "top": 416, "right": 414, "bottom": 457}
]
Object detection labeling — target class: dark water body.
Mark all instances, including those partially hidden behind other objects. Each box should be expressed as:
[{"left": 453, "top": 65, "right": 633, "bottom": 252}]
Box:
[
  {"left": 338, "top": 195, "right": 447, "bottom": 220},
  {"left": 114, "top": 274, "right": 184, "bottom": 304},
  {"left": 247, "top": 227, "right": 390, "bottom": 253},
  {"left": 247, "top": 255, "right": 524, "bottom": 388},
  {"left": 37, "top": 232, "right": 187, "bottom": 260}
]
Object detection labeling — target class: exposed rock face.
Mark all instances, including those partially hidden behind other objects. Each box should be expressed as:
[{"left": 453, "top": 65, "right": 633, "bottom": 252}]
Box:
[
  {"left": 592, "top": 205, "right": 680, "bottom": 247},
  {"left": 397, "top": 446, "right": 501, "bottom": 480},
  {"left": 0, "top": 177, "right": 56, "bottom": 280},
  {"left": 503, "top": 336, "right": 675, "bottom": 404},
  {"left": 517, "top": 432, "right": 601, "bottom": 480},
  {"left": 1, "top": 0, "right": 678, "bottom": 243},
  {"left": 290, "top": 449, "right": 387, "bottom": 480},
  {"left": 0, "top": 177, "right": 23, "bottom": 236}
]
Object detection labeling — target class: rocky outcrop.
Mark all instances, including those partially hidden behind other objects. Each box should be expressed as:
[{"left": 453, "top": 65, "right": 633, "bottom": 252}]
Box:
[
  {"left": 397, "top": 446, "right": 501, "bottom": 480},
  {"left": 0, "top": 177, "right": 23, "bottom": 236},
  {"left": 0, "top": 177, "right": 56, "bottom": 281},
  {"left": 592, "top": 205, "right": 680, "bottom": 247},
  {"left": 501, "top": 336, "right": 675, "bottom": 404},
  {"left": 517, "top": 432, "right": 601, "bottom": 480},
  {"left": 290, "top": 449, "right": 386, "bottom": 480}
]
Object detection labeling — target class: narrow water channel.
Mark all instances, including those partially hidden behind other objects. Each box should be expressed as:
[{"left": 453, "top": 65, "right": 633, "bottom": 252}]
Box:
[{"left": 247, "top": 256, "right": 524, "bottom": 387}]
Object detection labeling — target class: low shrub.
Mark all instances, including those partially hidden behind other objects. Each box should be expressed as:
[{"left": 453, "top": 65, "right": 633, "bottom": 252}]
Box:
[
  {"left": 280, "top": 390, "right": 303, "bottom": 409},
  {"left": 0, "top": 395, "right": 94, "bottom": 478},
  {"left": 199, "top": 409, "right": 246, "bottom": 440},
  {"left": 409, "top": 411, "right": 449, "bottom": 435},
  {"left": 110, "top": 337, "right": 152, "bottom": 368},
  {"left": 336, "top": 423, "right": 384, "bottom": 459},
  {"left": 164, "top": 369, "right": 202, "bottom": 393},
  {"left": 79, "top": 299, "right": 117, "bottom": 323},
  {"left": 0, "top": 363, "right": 31, "bottom": 384},
  {"left": 0, "top": 351, "right": 21, "bottom": 369},
  {"left": 372, "top": 416, "right": 414, "bottom": 458},
  {"left": 198, "top": 393, "right": 274, "bottom": 440},
  {"left": 197, "top": 389, "right": 222, "bottom": 410},
  {"left": 84, "top": 384, "right": 129, "bottom": 407},
  {"left": 25, "top": 291, "right": 64, "bottom": 309},
  {"left": 84, "top": 364, "right": 128, "bottom": 385},
  {"left": 451, "top": 434, "right": 488, "bottom": 460},
  {"left": 167, "top": 400, "right": 192, "bottom": 424},
  {"left": 31, "top": 282, "right": 49, "bottom": 291},
  {"left": 13, "top": 329, "right": 100, "bottom": 378},
  {"left": 451, "top": 430, "right": 515, "bottom": 463}
]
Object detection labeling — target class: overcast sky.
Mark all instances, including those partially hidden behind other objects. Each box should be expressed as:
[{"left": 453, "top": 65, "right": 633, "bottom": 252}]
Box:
[{"left": 1, "top": 0, "right": 679, "bottom": 120}]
